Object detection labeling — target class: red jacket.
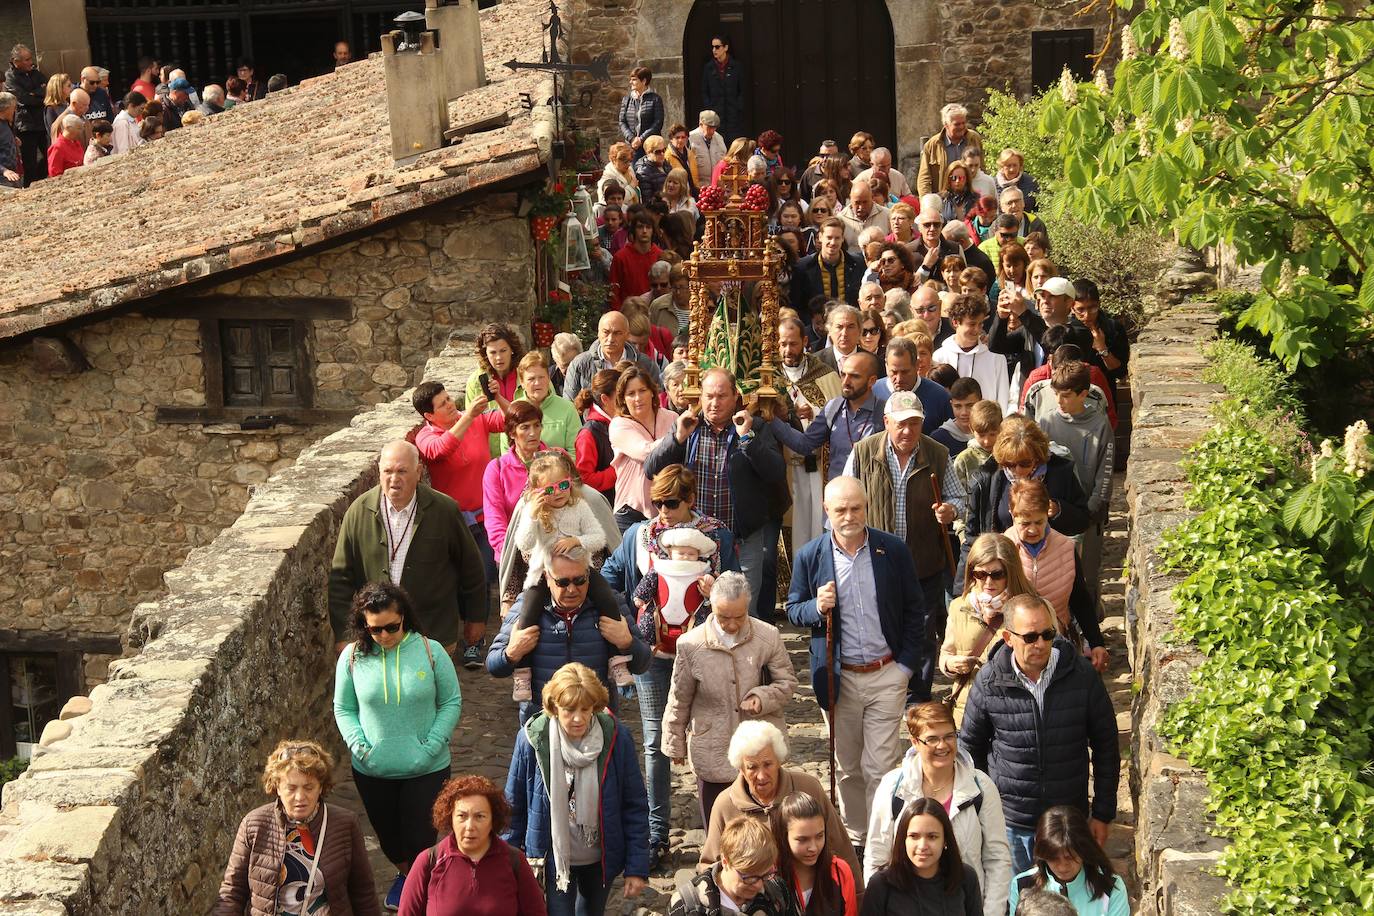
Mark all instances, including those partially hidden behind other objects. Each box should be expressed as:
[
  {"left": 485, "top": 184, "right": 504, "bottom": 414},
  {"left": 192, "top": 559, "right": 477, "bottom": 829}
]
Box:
[
  {"left": 398, "top": 834, "right": 546, "bottom": 916},
  {"left": 609, "top": 242, "right": 662, "bottom": 308},
  {"left": 47, "top": 135, "right": 84, "bottom": 177},
  {"left": 574, "top": 405, "right": 617, "bottom": 494},
  {"left": 415, "top": 414, "right": 505, "bottom": 514},
  {"left": 1020, "top": 362, "right": 1118, "bottom": 429}
]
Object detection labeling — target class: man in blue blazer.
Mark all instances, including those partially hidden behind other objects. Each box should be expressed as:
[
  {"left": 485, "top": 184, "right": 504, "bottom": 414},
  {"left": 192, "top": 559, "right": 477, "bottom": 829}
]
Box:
[{"left": 786, "top": 476, "right": 925, "bottom": 853}]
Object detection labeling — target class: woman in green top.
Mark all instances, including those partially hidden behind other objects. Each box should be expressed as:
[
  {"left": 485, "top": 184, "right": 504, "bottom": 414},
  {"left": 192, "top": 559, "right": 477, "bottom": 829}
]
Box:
[
  {"left": 333, "top": 582, "right": 463, "bottom": 910},
  {"left": 501, "top": 351, "right": 580, "bottom": 454},
  {"left": 1007, "top": 806, "right": 1128, "bottom": 916}
]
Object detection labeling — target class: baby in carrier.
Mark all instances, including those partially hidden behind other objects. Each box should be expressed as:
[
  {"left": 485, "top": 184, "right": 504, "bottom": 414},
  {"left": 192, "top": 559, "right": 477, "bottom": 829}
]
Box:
[{"left": 632, "top": 526, "right": 717, "bottom": 655}]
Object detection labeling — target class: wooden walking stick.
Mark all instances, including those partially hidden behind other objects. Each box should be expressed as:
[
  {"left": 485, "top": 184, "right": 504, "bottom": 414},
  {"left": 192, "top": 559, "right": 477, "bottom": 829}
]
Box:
[
  {"left": 925, "top": 466, "right": 957, "bottom": 579},
  {"left": 825, "top": 604, "right": 838, "bottom": 806}
]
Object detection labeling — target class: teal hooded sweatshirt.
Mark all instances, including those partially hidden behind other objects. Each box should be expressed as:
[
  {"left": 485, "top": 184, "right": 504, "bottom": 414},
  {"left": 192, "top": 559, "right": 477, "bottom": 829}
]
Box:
[{"left": 333, "top": 632, "right": 462, "bottom": 779}]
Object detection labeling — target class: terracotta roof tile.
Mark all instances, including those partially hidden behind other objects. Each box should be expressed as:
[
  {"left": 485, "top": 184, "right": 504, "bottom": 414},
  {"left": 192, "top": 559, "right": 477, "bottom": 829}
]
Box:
[{"left": 0, "top": 0, "right": 553, "bottom": 339}]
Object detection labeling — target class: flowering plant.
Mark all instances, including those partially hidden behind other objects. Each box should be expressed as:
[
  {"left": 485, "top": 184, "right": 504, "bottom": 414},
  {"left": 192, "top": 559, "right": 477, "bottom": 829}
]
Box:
[
  {"left": 537, "top": 287, "right": 572, "bottom": 324},
  {"left": 525, "top": 173, "right": 577, "bottom": 218}
]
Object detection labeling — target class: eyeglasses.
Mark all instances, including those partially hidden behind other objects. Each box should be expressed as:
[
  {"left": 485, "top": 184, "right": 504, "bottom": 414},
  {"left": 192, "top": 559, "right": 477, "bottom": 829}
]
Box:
[
  {"left": 552, "top": 574, "right": 590, "bottom": 588},
  {"left": 542, "top": 478, "right": 573, "bottom": 496},
  {"left": 915, "top": 732, "right": 958, "bottom": 747},
  {"left": 651, "top": 497, "right": 684, "bottom": 510},
  {"left": 735, "top": 868, "right": 776, "bottom": 886},
  {"left": 862, "top": 327, "right": 882, "bottom": 337},
  {"left": 1010, "top": 628, "right": 1058, "bottom": 644},
  {"left": 278, "top": 744, "right": 314, "bottom": 761},
  {"left": 970, "top": 568, "right": 1007, "bottom": 582},
  {"left": 366, "top": 622, "right": 402, "bottom": 635},
  {"left": 1001, "top": 460, "right": 1037, "bottom": 471}
]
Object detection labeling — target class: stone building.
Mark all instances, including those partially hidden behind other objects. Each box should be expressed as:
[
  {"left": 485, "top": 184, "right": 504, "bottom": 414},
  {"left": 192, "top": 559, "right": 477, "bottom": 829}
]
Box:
[
  {"left": 0, "top": 0, "right": 553, "bottom": 760},
  {"left": 568, "top": 0, "right": 1115, "bottom": 173}
]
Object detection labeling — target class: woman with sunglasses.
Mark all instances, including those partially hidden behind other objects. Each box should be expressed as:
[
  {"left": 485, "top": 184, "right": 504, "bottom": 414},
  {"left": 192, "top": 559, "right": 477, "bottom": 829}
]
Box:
[
  {"left": 962, "top": 417, "right": 1090, "bottom": 584},
  {"left": 875, "top": 242, "right": 918, "bottom": 294},
  {"left": 939, "top": 533, "right": 1036, "bottom": 722},
  {"left": 599, "top": 463, "right": 739, "bottom": 869},
  {"left": 864, "top": 703, "right": 1010, "bottom": 916},
  {"left": 334, "top": 582, "right": 462, "bottom": 909},
  {"left": 216, "top": 738, "right": 379, "bottom": 916},
  {"left": 858, "top": 307, "right": 889, "bottom": 360}
]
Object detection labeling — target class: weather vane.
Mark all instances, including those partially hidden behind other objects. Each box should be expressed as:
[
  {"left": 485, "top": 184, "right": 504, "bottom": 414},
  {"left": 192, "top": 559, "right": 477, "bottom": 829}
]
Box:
[{"left": 505, "top": 0, "right": 612, "bottom": 141}]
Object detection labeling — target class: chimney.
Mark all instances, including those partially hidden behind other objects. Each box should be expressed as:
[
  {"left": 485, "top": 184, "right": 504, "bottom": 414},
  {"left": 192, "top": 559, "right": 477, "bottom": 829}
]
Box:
[
  {"left": 380, "top": 29, "right": 450, "bottom": 161},
  {"left": 425, "top": 0, "right": 488, "bottom": 98}
]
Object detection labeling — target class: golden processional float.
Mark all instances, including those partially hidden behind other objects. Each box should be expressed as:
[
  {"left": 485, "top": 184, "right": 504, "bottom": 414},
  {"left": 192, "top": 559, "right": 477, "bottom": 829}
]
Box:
[{"left": 680, "top": 162, "right": 786, "bottom": 418}]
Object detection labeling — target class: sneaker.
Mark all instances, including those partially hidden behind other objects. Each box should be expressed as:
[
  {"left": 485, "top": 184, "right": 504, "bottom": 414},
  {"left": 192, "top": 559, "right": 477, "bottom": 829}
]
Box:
[
  {"left": 609, "top": 654, "right": 633, "bottom": 687},
  {"left": 384, "top": 872, "right": 405, "bottom": 911},
  {"left": 512, "top": 667, "right": 532, "bottom": 702},
  {"left": 462, "top": 642, "right": 483, "bottom": 671}
]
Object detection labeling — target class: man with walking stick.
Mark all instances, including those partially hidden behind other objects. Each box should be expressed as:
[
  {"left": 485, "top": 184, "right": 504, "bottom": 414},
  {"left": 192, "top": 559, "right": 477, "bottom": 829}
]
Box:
[
  {"left": 786, "top": 476, "right": 926, "bottom": 860},
  {"left": 843, "top": 390, "right": 967, "bottom": 703}
]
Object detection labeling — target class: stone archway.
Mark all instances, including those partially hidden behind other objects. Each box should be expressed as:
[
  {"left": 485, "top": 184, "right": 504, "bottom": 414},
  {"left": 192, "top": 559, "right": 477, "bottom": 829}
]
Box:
[{"left": 627, "top": 0, "right": 942, "bottom": 175}]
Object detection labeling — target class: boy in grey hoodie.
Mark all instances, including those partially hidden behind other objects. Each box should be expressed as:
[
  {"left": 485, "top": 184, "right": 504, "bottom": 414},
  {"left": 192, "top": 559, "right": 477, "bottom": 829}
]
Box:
[
  {"left": 1038, "top": 360, "right": 1114, "bottom": 607},
  {"left": 929, "top": 376, "right": 982, "bottom": 458}
]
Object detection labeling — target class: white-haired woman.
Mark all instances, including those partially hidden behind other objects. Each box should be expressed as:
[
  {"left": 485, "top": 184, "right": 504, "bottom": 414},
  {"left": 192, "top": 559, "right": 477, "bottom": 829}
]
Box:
[
  {"left": 662, "top": 572, "right": 798, "bottom": 827},
  {"left": 698, "top": 720, "right": 861, "bottom": 889}
]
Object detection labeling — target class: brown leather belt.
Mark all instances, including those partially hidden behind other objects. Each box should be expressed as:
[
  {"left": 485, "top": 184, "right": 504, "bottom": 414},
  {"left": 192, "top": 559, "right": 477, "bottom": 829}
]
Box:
[{"left": 840, "top": 653, "right": 894, "bottom": 674}]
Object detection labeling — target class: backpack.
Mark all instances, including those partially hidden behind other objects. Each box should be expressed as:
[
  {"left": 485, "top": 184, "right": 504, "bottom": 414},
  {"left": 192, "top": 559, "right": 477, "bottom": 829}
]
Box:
[
  {"left": 672, "top": 870, "right": 792, "bottom": 916},
  {"left": 890, "top": 769, "right": 984, "bottom": 819}
]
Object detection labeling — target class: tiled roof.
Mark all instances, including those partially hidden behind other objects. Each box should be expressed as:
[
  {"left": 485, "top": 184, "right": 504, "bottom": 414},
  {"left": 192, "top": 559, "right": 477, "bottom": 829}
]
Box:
[{"left": 0, "top": 0, "right": 552, "bottom": 339}]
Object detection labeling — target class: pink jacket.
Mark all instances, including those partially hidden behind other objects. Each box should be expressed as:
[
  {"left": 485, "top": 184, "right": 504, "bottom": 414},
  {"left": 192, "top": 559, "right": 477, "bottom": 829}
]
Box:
[
  {"left": 415, "top": 414, "right": 505, "bottom": 513},
  {"left": 609, "top": 409, "right": 678, "bottom": 517},
  {"left": 481, "top": 444, "right": 547, "bottom": 559},
  {"left": 1009, "top": 528, "right": 1077, "bottom": 628}
]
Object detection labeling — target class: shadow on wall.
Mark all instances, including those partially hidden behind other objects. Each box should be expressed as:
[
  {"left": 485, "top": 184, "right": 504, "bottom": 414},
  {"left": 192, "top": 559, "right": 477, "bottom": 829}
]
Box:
[{"left": 0, "top": 2, "right": 34, "bottom": 57}]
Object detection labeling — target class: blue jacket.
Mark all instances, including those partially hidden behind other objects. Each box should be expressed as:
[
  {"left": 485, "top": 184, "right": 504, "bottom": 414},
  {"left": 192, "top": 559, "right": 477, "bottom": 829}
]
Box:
[
  {"left": 600, "top": 517, "right": 740, "bottom": 599},
  {"left": 504, "top": 711, "right": 650, "bottom": 882},
  {"left": 486, "top": 581, "right": 652, "bottom": 720},
  {"left": 785, "top": 527, "right": 925, "bottom": 708},
  {"left": 643, "top": 418, "right": 789, "bottom": 539}
]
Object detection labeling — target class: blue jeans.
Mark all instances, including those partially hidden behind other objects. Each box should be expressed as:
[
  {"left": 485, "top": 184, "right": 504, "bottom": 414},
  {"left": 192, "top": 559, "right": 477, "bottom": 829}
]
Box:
[
  {"left": 739, "top": 519, "right": 782, "bottom": 622},
  {"left": 544, "top": 861, "right": 611, "bottom": 916},
  {"left": 1008, "top": 824, "right": 1037, "bottom": 874},
  {"left": 635, "top": 655, "right": 674, "bottom": 847}
]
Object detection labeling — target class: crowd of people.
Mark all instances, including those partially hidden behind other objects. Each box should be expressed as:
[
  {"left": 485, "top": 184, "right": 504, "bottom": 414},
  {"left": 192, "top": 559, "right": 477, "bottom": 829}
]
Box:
[
  {"left": 204, "top": 38, "right": 1134, "bottom": 916},
  {"left": 0, "top": 43, "right": 351, "bottom": 186}
]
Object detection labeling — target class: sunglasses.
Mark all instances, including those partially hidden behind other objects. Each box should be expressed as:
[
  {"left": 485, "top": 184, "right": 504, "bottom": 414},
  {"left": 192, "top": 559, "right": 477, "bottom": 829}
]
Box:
[
  {"left": 552, "top": 574, "right": 590, "bottom": 588},
  {"left": 1001, "top": 460, "right": 1037, "bottom": 470},
  {"left": 366, "top": 622, "right": 402, "bottom": 635},
  {"left": 1010, "top": 628, "right": 1058, "bottom": 644},
  {"left": 998, "top": 233, "right": 1017, "bottom": 241},
  {"left": 970, "top": 568, "right": 1007, "bottom": 582},
  {"left": 812, "top": 208, "right": 831, "bottom": 214},
  {"left": 913, "top": 305, "right": 940, "bottom": 316},
  {"left": 652, "top": 497, "right": 684, "bottom": 510},
  {"left": 777, "top": 179, "right": 792, "bottom": 185},
  {"left": 278, "top": 744, "right": 315, "bottom": 761},
  {"left": 711, "top": 43, "right": 724, "bottom": 49},
  {"left": 542, "top": 478, "right": 573, "bottom": 496},
  {"left": 862, "top": 327, "right": 882, "bottom": 336},
  {"left": 919, "top": 222, "right": 943, "bottom": 230}
]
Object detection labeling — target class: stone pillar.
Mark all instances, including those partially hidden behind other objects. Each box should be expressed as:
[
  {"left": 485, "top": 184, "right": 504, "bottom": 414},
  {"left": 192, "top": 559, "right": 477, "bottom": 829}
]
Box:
[
  {"left": 381, "top": 29, "right": 449, "bottom": 161},
  {"left": 30, "top": 0, "right": 91, "bottom": 77},
  {"left": 425, "top": 0, "right": 487, "bottom": 99}
]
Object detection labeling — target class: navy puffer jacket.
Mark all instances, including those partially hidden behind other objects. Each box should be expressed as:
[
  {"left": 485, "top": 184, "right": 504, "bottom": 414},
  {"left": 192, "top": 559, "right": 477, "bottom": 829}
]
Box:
[{"left": 958, "top": 638, "right": 1119, "bottom": 831}]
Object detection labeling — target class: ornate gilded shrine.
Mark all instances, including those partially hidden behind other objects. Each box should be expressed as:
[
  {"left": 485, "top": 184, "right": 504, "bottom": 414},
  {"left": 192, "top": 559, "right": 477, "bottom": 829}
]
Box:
[{"left": 681, "top": 163, "right": 785, "bottom": 414}]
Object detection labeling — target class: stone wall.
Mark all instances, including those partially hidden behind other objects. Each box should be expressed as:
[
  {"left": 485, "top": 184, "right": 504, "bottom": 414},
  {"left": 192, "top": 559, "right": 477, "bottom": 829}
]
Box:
[
  {"left": 0, "top": 346, "right": 479, "bottom": 916},
  {"left": 1124, "top": 301, "right": 1231, "bottom": 914},
  {"left": 566, "top": 0, "right": 1113, "bottom": 174},
  {"left": 0, "top": 195, "right": 532, "bottom": 683}
]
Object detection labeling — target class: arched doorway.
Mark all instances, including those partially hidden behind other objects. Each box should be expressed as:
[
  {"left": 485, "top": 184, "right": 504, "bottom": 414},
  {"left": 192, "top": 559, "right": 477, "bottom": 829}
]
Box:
[{"left": 682, "top": 0, "right": 896, "bottom": 165}]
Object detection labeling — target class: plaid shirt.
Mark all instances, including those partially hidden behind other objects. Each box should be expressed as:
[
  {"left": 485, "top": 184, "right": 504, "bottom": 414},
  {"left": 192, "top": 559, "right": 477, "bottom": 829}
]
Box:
[
  {"left": 692, "top": 423, "right": 735, "bottom": 531},
  {"left": 882, "top": 439, "right": 969, "bottom": 540}
]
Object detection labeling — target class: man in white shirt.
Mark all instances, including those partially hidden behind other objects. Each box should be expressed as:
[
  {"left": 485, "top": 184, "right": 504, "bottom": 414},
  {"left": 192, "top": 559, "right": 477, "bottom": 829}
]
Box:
[
  {"left": 838, "top": 182, "right": 891, "bottom": 255},
  {"left": 853, "top": 147, "right": 911, "bottom": 199},
  {"left": 689, "top": 109, "right": 727, "bottom": 183}
]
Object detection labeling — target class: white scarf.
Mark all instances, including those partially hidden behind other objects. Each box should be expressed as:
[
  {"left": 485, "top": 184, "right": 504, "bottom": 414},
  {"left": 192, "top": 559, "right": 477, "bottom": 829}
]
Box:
[{"left": 547, "top": 717, "right": 605, "bottom": 891}]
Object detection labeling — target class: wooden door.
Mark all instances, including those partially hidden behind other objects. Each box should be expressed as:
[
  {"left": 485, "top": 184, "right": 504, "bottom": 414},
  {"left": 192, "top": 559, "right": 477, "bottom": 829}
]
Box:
[{"left": 683, "top": 0, "right": 897, "bottom": 165}]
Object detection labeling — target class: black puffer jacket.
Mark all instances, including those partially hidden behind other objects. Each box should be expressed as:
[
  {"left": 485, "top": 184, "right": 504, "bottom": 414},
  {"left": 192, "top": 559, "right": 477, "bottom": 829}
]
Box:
[{"left": 959, "top": 638, "right": 1119, "bottom": 831}]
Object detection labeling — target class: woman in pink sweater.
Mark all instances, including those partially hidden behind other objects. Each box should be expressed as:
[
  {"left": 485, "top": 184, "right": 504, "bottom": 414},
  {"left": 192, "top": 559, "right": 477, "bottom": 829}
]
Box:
[
  {"left": 1005, "top": 479, "right": 1108, "bottom": 673},
  {"left": 482, "top": 401, "right": 549, "bottom": 561},
  {"left": 608, "top": 366, "right": 677, "bottom": 535}
]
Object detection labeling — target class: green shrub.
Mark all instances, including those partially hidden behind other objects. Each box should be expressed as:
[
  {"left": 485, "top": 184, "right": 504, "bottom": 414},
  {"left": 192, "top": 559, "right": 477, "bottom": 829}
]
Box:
[
  {"left": 1155, "top": 337, "right": 1374, "bottom": 915},
  {"left": 1040, "top": 207, "right": 1170, "bottom": 334},
  {"left": 977, "top": 88, "right": 1062, "bottom": 190}
]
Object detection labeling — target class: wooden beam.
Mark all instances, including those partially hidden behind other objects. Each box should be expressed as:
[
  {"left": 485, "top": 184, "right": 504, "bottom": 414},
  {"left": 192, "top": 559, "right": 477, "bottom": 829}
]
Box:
[
  {"left": 154, "top": 296, "right": 353, "bottom": 320},
  {"left": 0, "top": 630, "right": 123, "bottom": 655},
  {"left": 444, "top": 110, "right": 511, "bottom": 142},
  {"left": 154, "top": 405, "right": 359, "bottom": 426}
]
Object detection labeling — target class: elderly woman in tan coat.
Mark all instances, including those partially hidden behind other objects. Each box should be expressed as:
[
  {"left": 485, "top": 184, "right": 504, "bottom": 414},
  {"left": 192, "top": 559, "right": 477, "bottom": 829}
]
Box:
[
  {"left": 662, "top": 571, "right": 797, "bottom": 830},
  {"left": 216, "top": 739, "right": 379, "bottom": 916}
]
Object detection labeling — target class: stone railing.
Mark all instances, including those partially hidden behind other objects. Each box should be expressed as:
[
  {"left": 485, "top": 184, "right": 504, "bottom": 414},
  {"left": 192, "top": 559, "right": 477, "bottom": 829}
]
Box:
[
  {"left": 1124, "top": 301, "right": 1232, "bottom": 913},
  {"left": 0, "top": 347, "right": 477, "bottom": 915}
]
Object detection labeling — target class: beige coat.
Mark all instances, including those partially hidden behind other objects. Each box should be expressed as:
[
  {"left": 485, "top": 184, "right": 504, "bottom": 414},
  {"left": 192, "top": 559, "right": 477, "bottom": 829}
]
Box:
[
  {"left": 661, "top": 616, "right": 798, "bottom": 783},
  {"left": 938, "top": 595, "right": 1002, "bottom": 722}
]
